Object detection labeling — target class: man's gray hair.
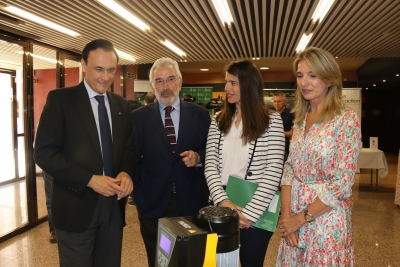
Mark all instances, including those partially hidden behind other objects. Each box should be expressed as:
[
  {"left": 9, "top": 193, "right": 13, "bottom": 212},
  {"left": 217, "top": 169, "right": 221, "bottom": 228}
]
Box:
[
  {"left": 273, "top": 91, "right": 287, "bottom": 99},
  {"left": 149, "top": 57, "right": 182, "bottom": 82}
]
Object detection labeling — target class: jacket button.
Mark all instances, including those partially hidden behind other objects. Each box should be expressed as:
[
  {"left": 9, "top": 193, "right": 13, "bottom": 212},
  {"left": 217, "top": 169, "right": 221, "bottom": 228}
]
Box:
[{"left": 247, "top": 171, "right": 252, "bottom": 176}]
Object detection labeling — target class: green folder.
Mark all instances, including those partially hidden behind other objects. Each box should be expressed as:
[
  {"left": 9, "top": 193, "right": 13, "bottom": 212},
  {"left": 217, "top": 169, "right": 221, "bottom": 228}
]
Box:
[{"left": 225, "top": 175, "right": 281, "bottom": 232}]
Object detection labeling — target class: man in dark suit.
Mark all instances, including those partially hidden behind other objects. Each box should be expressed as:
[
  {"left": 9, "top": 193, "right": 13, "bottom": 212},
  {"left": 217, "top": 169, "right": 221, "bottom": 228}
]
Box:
[
  {"left": 34, "top": 39, "right": 134, "bottom": 267},
  {"left": 273, "top": 91, "right": 294, "bottom": 161},
  {"left": 132, "top": 58, "right": 210, "bottom": 267}
]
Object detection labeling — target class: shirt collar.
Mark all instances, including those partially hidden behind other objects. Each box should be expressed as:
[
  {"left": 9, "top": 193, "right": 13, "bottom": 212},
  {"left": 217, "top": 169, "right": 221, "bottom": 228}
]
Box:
[
  {"left": 158, "top": 98, "right": 181, "bottom": 113},
  {"left": 83, "top": 78, "right": 108, "bottom": 100}
]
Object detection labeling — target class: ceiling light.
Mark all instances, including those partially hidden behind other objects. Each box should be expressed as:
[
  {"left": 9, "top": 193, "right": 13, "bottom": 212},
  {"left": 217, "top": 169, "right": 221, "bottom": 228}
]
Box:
[
  {"left": 4, "top": 5, "right": 80, "bottom": 36},
  {"left": 366, "top": 88, "right": 368, "bottom": 90},
  {"left": 260, "top": 67, "right": 269, "bottom": 70},
  {"left": 0, "top": 59, "right": 21, "bottom": 66},
  {"left": 296, "top": 33, "right": 313, "bottom": 53},
  {"left": 312, "top": 0, "right": 335, "bottom": 23},
  {"left": 98, "top": 0, "right": 150, "bottom": 31},
  {"left": 383, "top": 80, "right": 386, "bottom": 82},
  {"left": 200, "top": 69, "right": 209, "bottom": 71},
  {"left": 396, "top": 74, "right": 399, "bottom": 76},
  {"left": 161, "top": 40, "right": 186, "bottom": 57},
  {"left": 335, "top": 56, "right": 338, "bottom": 58},
  {"left": 212, "top": 0, "right": 233, "bottom": 26},
  {"left": 17, "top": 51, "right": 59, "bottom": 64},
  {"left": 373, "top": 84, "right": 376, "bottom": 86},
  {"left": 115, "top": 49, "right": 135, "bottom": 62}
]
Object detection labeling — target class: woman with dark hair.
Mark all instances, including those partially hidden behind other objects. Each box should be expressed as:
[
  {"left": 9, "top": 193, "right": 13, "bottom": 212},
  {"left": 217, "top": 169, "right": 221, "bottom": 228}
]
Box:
[
  {"left": 205, "top": 60, "right": 285, "bottom": 267},
  {"left": 276, "top": 47, "right": 361, "bottom": 266}
]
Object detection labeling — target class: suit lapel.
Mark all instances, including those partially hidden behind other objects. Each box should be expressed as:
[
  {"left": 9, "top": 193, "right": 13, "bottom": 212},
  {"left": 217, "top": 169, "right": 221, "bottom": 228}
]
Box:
[
  {"left": 175, "top": 100, "right": 190, "bottom": 157},
  {"left": 107, "top": 92, "right": 124, "bottom": 167},
  {"left": 148, "top": 102, "right": 171, "bottom": 150},
  {"left": 73, "top": 82, "right": 102, "bottom": 161}
]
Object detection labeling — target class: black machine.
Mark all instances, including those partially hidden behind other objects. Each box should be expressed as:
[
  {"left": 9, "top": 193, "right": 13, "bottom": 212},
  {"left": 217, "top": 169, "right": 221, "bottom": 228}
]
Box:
[{"left": 156, "top": 206, "right": 240, "bottom": 267}]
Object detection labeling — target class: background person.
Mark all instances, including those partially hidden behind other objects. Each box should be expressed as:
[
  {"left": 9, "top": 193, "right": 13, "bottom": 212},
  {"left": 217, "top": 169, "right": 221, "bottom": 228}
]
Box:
[
  {"left": 144, "top": 92, "right": 156, "bottom": 105},
  {"left": 205, "top": 60, "right": 285, "bottom": 267},
  {"left": 131, "top": 57, "right": 210, "bottom": 267},
  {"left": 128, "top": 99, "right": 143, "bottom": 111},
  {"left": 273, "top": 91, "right": 294, "bottom": 161},
  {"left": 276, "top": 47, "right": 361, "bottom": 266},
  {"left": 34, "top": 39, "right": 134, "bottom": 267}
]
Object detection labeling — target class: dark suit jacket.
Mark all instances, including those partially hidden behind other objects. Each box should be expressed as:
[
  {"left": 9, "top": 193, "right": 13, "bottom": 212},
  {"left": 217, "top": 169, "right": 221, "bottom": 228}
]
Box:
[
  {"left": 34, "top": 81, "right": 134, "bottom": 232},
  {"left": 132, "top": 100, "right": 210, "bottom": 219},
  {"left": 280, "top": 107, "right": 294, "bottom": 154}
]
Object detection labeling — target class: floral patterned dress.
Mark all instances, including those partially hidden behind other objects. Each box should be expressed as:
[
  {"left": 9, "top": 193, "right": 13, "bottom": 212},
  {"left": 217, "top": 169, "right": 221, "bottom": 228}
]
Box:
[{"left": 276, "top": 108, "right": 361, "bottom": 267}]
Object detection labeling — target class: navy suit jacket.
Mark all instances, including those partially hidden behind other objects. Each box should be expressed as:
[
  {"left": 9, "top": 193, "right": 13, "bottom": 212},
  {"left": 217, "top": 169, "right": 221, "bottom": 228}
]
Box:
[
  {"left": 34, "top": 82, "right": 135, "bottom": 232},
  {"left": 132, "top": 100, "right": 210, "bottom": 219}
]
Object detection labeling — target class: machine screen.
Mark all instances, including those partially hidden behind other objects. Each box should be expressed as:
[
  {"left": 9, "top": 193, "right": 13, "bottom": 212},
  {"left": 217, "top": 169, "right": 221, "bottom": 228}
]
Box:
[{"left": 160, "top": 233, "right": 171, "bottom": 255}]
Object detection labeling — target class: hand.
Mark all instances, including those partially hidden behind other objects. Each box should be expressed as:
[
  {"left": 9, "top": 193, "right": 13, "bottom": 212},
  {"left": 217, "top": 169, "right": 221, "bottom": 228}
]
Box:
[
  {"left": 283, "top": 231, "right": 299, "bottom": 247},
  {"left": 278, "top": 216, "right": 300, "bottom": 247},
  {"left": 180, "top": 150, "right": 200, "bottom": 167},
  {"left": 115, "top": 172, "right": 133, "bottom": 200},
  {"left": 219, "top": 201, "right": 252, "bottom": 229},
  {"left": 87, "top": 175, "right": 121, "bottom": 197},
  {"left": 238, "top": 213, "right": 252, "bottom": 229},
  {"left": 278, "top": 213, "right": 303, "bottom": 239}
]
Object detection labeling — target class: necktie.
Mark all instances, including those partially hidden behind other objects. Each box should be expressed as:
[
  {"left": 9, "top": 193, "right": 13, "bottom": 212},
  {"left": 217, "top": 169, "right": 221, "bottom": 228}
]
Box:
[
  {"left": 164, "top": 106, "right": 177, "bottom": 153},
  {"left": 94, "top": 95, "right": 114, "bottom": 177}
]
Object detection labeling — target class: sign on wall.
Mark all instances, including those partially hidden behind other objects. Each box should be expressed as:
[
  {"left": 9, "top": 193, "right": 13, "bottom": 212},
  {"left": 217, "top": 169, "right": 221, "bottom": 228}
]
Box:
[{"left": 342, "top": 88, "right": 362, "bottom": 123}]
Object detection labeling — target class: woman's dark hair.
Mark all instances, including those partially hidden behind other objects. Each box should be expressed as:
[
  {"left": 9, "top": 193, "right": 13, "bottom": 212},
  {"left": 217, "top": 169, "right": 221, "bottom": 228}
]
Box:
[
  {"left": 82, "top": 39, "right": 119, "bottom": 64},
  {"left": 216, "top": 60, "right": 270, "bottom": 143}
]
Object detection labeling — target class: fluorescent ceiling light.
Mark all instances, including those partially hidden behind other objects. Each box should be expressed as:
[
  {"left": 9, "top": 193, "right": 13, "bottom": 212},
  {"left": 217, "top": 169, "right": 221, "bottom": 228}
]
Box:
[
  {"left": 161, "top": 40, "right": 186, "bottom": 57},
  {"left": 17, "top": 51, "right": 59, "bottom": 64},
  {"left": 0, "top": 59, "right": 21, "bottom": 66},
  {"left": 98, "top": 0, "right": 150, "bottom": 31},
  {"left": 312, "top": 0, "right": 335, "bottom": 23},
  {"left": 296, "top": 33, "right": 313, "bottom": 53},
  {"left": 260, "top": 67, "right": 269, "bottom": 70},
  {"left": 4, "top": 6, "right": 79, "bottom": 36},
  {"left": 115, "top": 49, "right": 135, "bottom": 62},
  {"left": 200, "top": 69, "right": 209, "bottom": 71},
  {"left": 212, "top": 0, "right": 233, "bottom": 26}
]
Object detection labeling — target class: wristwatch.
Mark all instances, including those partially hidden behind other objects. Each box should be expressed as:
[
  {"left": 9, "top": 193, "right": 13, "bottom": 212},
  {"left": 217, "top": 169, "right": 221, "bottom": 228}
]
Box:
[{"left": 303, "top": 207, "right": 315, "bottom": 223}]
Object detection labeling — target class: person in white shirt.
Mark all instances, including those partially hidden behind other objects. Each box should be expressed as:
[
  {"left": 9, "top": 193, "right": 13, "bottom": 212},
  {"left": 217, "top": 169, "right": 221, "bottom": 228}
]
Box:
[{"left": 205, "top": 60, "right": 285, "bottom": 267}]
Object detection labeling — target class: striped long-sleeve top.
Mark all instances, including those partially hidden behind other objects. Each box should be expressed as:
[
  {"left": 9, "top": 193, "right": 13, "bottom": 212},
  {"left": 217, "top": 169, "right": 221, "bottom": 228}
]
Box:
[{"left": 204, "top": 111, "right": 285, "bottom": 222}]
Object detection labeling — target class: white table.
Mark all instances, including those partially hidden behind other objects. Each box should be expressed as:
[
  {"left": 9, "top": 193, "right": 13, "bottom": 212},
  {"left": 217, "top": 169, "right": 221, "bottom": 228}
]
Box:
[{"left": 357, "top": 148, "right": 388, "bottom": 190}]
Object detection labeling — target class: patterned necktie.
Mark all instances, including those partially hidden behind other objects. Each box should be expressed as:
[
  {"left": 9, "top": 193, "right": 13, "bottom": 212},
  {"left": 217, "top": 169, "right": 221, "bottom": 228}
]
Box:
[
  {"left": 164, "top": 106, "right": 177, "bottom": 153},
  {"left": 94, "top": 95, "right": 114, "bottom": 177}
]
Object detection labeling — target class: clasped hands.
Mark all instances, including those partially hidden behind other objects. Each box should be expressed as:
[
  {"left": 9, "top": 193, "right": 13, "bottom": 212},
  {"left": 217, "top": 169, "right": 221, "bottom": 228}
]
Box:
[
  {"left": 278, "top": 214, "right": 303, "bottom": 248},
  {"left": 219, "top": 200, "right": 252, "bottom": 229},
  {"left": 88, "top": 172, "right": 133, "bottom": 200}
]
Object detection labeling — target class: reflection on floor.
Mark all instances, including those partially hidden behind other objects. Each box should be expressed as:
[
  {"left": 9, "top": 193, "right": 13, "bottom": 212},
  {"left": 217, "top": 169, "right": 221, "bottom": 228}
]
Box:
[
  {"left": 0, "top": 153, "right": 399, "bottom": 267},
  {"left": 0, "top": 177, "right": 47, "bottom": 237}
]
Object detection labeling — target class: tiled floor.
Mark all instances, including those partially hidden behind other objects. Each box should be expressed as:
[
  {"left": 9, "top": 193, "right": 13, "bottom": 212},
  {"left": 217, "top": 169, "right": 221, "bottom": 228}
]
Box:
[{"left": 0, "top": 153, "right": 399, "bottom": 267}]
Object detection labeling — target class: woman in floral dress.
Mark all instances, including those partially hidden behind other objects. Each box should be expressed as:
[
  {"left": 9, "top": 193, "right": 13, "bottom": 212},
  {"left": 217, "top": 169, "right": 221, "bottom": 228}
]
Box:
[{"left": 276, "top": 47, "right": 361, "bottom": 266}]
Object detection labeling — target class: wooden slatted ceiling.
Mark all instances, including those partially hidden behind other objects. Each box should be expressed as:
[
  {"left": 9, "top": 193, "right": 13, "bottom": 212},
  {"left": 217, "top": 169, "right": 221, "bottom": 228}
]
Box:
[{"left": 0, "top": 0, "right": 399, "bottom": 72}]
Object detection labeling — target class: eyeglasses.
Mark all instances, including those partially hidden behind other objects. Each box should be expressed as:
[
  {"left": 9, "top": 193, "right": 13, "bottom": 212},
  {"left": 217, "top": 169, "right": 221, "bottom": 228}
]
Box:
[{"left": 153, "top": 76, "right": 180, "bottom": 87}]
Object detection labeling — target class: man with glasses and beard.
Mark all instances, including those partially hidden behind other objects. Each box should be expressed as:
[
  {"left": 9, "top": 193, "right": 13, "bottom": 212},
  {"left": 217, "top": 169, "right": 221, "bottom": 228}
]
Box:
[{"left": 131, "top": 58, "right": 211, "bottom": 267}]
